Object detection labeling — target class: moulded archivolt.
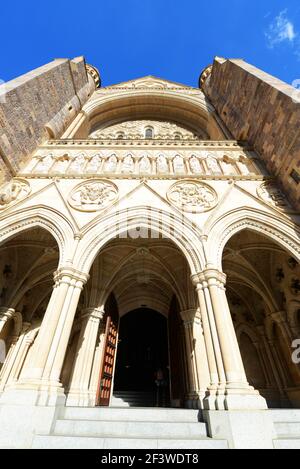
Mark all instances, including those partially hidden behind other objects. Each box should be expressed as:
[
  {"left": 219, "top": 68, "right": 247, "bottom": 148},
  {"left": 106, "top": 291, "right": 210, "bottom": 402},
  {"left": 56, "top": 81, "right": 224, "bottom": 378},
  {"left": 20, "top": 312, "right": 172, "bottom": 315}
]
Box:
[
  {"left": 68, "top": 179, "right": 118, "bottom": 212},
  {"left": 167, "top": 180, "right": 218, "bottom": 213}
]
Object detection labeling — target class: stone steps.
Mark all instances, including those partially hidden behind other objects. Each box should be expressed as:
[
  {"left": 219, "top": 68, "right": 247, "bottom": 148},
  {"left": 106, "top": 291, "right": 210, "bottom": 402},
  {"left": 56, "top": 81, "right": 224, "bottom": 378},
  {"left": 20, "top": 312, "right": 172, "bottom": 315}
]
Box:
[
  {"left": 53, "top": 419, "right": 207, "bottom": 439},
  {"left": 33, "top": 435, "right": 228, "bottom": 449},
  {"left": 32, "top": 406, "right": 229, "bottom": 449},
  {"left": 62, "top": 406, "right": 202, "bottom": 423},
  {"left": 271, "top": 409, "right": 300, "bottom": 449},
  {"left": 111, "top": 391, "right": 156, "bottom": 407}
]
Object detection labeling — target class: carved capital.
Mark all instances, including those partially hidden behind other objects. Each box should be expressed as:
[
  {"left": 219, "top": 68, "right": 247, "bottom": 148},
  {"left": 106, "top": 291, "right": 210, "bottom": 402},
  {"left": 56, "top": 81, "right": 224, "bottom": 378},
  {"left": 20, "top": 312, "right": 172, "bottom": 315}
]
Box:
[
  {"left": 191, "top": 268, "right": 227, "bottom": 287},
  {"left": 54, "top": 266, "right": 89, "bottom": 286},
  {"left": 81, "top": 307, "right": 105, "bottom": 322}
]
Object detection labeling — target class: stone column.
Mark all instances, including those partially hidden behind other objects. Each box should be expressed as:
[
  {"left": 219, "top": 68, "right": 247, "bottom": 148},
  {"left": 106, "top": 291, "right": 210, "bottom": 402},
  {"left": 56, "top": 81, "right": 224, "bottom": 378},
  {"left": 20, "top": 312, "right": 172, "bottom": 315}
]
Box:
[
  {"left": 17, "top": 267, "right": 89, "bottom": 393},
  {"left": 67, "top": 307, "right": 104, "bottom": 406},
  {"left": 0, "top": 335, "right": 19, "bottom": 389},
  {"left": 180, "top": 309, "right": 211, "bottom": 409},
  {"left": 180, "top": 310, "right": 199, "bottom": 405},
  {"left": 193, "top": 269, "right": 267, "bottom": 410},
  {"left": 0, "top": 322, "right": 32, "bottom": 390},
  {"left": 193, "top": 278, "right": 226, "bottom": 410}
]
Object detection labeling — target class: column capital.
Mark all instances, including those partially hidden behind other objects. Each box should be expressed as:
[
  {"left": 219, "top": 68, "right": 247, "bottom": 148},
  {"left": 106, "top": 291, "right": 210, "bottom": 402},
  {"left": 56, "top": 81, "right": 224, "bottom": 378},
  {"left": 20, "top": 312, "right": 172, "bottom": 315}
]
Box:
[
  {"left": 80, "top": 307, "right": 105, "bottom": 321},
  {"left": 180, "top": 309, "right": 199, "bottom": 324},
  {"left": 54, "top": 266, "right": 90, "bottom": 285},
  {"left": 270, "top": 311, "right": 287, "bottom": 324},
  {"left": 0, "top": 307, "right": 16, "bottom": 321},
  {"left": 191, "top": 268, "right": 227, "bottom": 287}
]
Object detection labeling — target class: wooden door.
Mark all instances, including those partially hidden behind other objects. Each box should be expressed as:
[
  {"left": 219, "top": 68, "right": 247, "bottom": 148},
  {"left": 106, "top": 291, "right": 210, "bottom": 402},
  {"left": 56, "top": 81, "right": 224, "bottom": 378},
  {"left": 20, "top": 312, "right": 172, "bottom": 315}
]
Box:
[{"left": 96, "top": 315, "right": 118, "bottom": 406}]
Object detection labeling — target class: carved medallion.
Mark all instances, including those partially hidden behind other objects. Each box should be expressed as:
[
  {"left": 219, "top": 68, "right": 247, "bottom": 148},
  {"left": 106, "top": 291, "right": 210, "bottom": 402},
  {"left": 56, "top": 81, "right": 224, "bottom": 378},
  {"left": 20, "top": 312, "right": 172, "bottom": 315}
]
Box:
[
  {"left": 257, "top": 181, "right": 291, "bottom": 210},
  {"left": 68, "top": 180, "right": 118, "bottom": 212},
  {"left": 167, "top": 180, "right": 218, "bottom": 213},
  {"left": 0, "top": 179, "right": 31, "bottom": 210}
]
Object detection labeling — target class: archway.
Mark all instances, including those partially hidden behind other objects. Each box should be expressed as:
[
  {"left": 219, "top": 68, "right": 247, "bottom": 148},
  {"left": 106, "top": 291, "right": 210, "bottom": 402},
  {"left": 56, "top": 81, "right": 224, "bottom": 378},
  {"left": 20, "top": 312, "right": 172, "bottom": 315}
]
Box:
[
  {"left": 66, "top": 232, "right": 198, "bottom": 408},
  {"left": 113, "top": 308, "right": 169, "bottom": 407},
  {"left": 222, "top": 228, "right": 300, "bottom": 408},
  {"left": 0, "top": 226, "right": 60, "bottom": 391}
]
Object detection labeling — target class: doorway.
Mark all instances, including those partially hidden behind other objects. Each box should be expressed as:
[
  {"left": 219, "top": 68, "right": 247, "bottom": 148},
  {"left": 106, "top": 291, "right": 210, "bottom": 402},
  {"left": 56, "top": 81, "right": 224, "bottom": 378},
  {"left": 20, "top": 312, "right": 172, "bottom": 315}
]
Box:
[{"left": 113, "top": 308, "right": 170, "bottom": 406}]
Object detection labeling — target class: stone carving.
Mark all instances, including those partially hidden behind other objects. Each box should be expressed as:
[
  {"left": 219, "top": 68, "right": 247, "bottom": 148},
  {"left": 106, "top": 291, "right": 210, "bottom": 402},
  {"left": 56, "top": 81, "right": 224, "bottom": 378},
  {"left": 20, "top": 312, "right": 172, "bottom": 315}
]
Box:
[
  {"left": 0, "top": 179, "right": 31, "bottom": 209},
  {"left": 257, "top": 181, "right": 290, "bottom": 209},
  {"left": 34, "top": 154, "right": 54, "bottom": 173},
  {"left": 157, "top": 154, "right": 169, "bottom": 174},
  {"left": 173, "top": 155, "right": 185, "bottom": 174},
  {"left": 104, "top": 154, "right": 118, "bottom": 173},
  {"left": 86, "top": 154, "right": 102, "bottom": 174},
  {"left": 206, "top": 156, "right": 221, "bottom": 175},
  {"left": 139, "top": 156, "right": 151, "bottom": 174},
  {"left": 167, "top": 180, "right": 218, "bottom": 213},
  {"left": 53, "top": 155, "right": 70, "bottom": 174},
  {"left": 90, "top": 120, "right": 199, "bottom": 140},
  {"left": 68, "top": 180, "right": 118, "bottom": 212},
  {"left": 68, "top": 153, "right": 86, "bottom": 174},
  {"left": 189, "top": 155, "right": 202, "bottom": 174},
  {"left": 122, "top": 155, "right": 135, "bottom": 173}
]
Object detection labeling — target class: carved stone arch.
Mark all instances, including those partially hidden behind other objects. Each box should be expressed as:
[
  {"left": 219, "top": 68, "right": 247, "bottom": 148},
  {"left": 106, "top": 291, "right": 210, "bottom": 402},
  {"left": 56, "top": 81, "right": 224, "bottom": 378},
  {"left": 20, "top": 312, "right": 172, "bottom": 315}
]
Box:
[
  {"left": 235, "top": 323, "right": 260, "bottom": 344},
  {"left": 75, "top": 206, "right": 205, "bottom": 276},
  {"left": 206, "top": 208, "right": 300, "bottom": 269},
  {"left": 75, "top": 90, "right": 225, "bottom": 140},
  {"left": 0, "top": 207, "right": 76, "bottom": 265}
]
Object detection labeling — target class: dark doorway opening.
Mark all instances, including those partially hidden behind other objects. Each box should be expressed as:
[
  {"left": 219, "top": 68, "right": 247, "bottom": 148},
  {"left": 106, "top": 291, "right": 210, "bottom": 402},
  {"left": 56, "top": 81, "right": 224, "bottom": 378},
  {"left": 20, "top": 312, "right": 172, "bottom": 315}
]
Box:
[{"left": 114, "top": 308, "right": 170, "bottom": 406}]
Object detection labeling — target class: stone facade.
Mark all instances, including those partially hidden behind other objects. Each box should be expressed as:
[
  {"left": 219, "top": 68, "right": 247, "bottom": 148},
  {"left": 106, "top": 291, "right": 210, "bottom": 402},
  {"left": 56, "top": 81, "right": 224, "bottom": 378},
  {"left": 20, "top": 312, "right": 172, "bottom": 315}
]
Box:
[
  {"left": 202, "top": 57, "right": 300, "bottom": 209},
  {"left": 0, "top": 60, "right": 299, "bottom": 449},
  {"left": 0, "top": 57, "right": 99, "bottom": 185}
]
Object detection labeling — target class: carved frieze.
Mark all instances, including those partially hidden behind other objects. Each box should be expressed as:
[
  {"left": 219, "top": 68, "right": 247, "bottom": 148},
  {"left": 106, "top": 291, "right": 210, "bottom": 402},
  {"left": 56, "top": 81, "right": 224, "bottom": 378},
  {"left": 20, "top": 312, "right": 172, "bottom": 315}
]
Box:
[
  {"left": 0, "top": 179, "right": 31, "bottom": 210},
  {"left": 167, "top": 180, "right": 218, "bottom": 213},
  {"left": 68, "top": 180, "right": 118, "bottom": 212}
]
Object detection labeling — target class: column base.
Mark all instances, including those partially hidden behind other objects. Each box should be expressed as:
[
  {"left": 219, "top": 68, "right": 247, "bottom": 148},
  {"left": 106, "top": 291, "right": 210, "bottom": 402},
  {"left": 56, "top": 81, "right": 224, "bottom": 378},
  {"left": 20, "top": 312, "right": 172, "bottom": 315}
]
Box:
[
  {"left": 203, "top": 409, "right": 275, "bottom": 449},
  {"left": 0, "top": 387, "right": 65, "bottom": 448},
  {"left": 203, "top": 387, "right": 267, "bottom": 411},
  {"left": 66, "top": 389, "right": 95, "bottom": 407}
]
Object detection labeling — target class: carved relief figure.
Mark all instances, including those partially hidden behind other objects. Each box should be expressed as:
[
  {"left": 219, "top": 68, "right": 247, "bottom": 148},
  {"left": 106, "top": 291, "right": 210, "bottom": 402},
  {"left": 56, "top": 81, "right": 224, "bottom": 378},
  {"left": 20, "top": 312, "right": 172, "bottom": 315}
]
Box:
[
  {"left": 189, "top": 155, "right": 202, "bottom": 174},
  {"left": 69, "top": 180, "right": 118, "bottom": 212},
  {"left": 52, "top": 155, "right": 70, "bottom": 174},
  {"left": 34, "top": 154, "right": 54, "bottom": 174},
  {"left": 257, "top": 181, "right": 290, "bottom": 209},
  {"left": 122, "top": 155, "right": 135, "bottom": 173},
  {"left": 157, "top": 154, "right": 169, "bottom": 174},
  {"left": 0, "top": 179, "right": 31, "bottom": 209},
  {"left": 86, "top": 154, "right": 102, "bottom": 174},
  {"left": 68, "top": 153, "right": 86, "bottom": 174},
  {"left": 173, "top": 155, "right": 185, "bottom": 174},
  {"left": 167, "top": 180, "right": 218, "bottom": 213},
  {"left": 104, "top": 154, "right": 118, "bottom": 173},
  {"left": 206, "top": 155, "right": 221, "bottom": 175},
  {"left": 139, "top": 156, "right": 151, "bottom": 174}
]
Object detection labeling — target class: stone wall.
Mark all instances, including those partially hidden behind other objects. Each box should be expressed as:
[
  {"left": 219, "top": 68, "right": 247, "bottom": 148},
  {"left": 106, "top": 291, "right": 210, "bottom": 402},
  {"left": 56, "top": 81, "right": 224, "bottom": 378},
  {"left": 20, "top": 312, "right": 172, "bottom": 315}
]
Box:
[
  {"left": 204, "top": 58, "right": 300, "bottom": 209},
  {"left": 0, "top": 57, "right": 93, "bottom": 184}
]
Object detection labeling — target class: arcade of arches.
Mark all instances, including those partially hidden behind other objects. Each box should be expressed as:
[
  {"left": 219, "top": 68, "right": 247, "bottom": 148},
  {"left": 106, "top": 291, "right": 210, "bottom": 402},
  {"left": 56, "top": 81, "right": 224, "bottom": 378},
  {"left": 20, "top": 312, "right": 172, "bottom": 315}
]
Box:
[{"left": 0, "top": 227, "right": 300, "bottom": 409}]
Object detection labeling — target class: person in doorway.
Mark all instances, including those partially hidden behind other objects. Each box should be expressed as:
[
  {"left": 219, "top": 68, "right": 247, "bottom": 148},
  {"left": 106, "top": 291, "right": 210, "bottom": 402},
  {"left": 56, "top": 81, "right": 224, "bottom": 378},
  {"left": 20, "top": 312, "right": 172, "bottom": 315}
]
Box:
[{"left": 154, "top": 367, "right": 168, "bottom": 407}]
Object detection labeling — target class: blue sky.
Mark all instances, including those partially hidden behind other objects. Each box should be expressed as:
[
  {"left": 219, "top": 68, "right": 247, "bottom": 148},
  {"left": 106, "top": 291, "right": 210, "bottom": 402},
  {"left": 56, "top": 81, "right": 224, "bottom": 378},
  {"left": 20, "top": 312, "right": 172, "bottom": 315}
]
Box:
[{"left": 1, "top": 0, "right": 300, "bottom": 88}]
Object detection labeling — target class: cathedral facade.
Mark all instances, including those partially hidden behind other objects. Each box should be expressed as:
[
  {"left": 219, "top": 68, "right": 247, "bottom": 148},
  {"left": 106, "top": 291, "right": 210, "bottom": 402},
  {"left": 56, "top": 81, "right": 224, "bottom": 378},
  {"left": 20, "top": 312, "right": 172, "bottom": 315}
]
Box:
[{"left": 0, "top": 57, "right": 300, "bottom": 449}]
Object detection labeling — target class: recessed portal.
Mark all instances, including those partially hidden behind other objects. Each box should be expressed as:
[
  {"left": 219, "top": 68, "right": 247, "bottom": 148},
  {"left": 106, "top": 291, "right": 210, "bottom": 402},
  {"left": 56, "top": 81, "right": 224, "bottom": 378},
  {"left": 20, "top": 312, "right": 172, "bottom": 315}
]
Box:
[{"left": 113, "top": 308, "right": 170, "bottom": 406}]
